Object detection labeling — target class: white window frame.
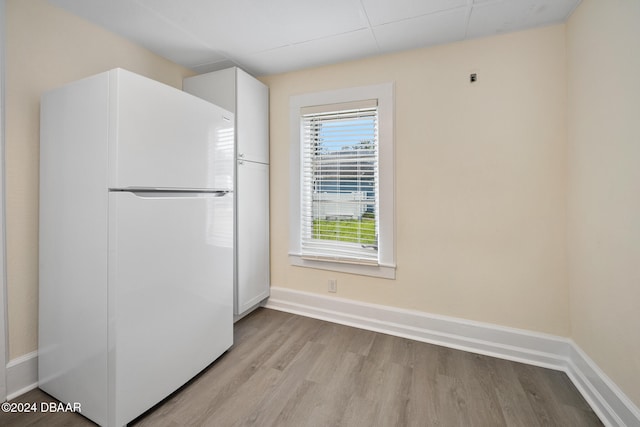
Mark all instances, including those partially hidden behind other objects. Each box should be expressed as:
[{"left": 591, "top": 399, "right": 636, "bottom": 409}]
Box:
[{"left": 289, "top": 83, "right": 395, "bottom": 279}]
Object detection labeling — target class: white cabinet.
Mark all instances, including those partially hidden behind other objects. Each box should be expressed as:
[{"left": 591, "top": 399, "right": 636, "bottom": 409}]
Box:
[
  {"left": 184, "top": 67, "right": 270, "bottom": 317},
  {"left": 236, "top": 70, "right": 269, "bottom": 164},
  {"left": 237, "top": 161, "right": 270, "bottom": 313}
]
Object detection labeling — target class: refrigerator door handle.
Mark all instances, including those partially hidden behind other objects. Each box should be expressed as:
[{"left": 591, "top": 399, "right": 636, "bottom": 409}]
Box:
[{"left": 122, "top": 190, "right": 231, "bottom": 199}]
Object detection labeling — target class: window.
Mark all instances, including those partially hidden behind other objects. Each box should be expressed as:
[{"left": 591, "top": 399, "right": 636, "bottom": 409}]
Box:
[
  {"left": 301, "top": 100, "right": 379, "bottom": 263},
  {"left": 289, "top": 83, "right": 395, "bottom": 279}
]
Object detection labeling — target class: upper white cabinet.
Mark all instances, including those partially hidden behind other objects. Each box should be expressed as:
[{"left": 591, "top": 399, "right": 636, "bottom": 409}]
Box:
[
  {"left": 184, "top": 67, "right": 269, "bottom": 164},
  {"left": 236, "top": 70, "right": 269, "bottom": 164}
]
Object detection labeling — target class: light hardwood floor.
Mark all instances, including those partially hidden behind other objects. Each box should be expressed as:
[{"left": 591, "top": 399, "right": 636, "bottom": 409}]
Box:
[{"left": 1, "top": 308, "right": 602, "bottom": 426}]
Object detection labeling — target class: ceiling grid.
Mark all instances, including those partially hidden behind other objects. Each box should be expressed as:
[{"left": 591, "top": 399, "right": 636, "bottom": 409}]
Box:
[{"left": 48, "top": 0, "right": 581, "bottom": 75}]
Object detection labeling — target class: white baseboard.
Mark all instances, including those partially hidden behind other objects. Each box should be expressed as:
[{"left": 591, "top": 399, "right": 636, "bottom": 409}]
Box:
[
  {"left": 265, "top": 286, "right": 640, "bottom": 427},
  {"left": 6, "top": 351, "right": 38, "bottom": 401},
  {"left": 565, "top": 343, "right": 640, "bottom": 427}
]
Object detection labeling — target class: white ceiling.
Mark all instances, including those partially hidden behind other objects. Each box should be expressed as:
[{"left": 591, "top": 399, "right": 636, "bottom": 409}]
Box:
[{"left": 48, "top": 0, "right": 581, "bottom": 76}]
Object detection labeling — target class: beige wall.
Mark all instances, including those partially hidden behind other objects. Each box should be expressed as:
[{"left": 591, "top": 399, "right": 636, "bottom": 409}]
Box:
[
  {"left": 4, "top": 0, "right": 638, "bottom": 411},
  {"left": 5, "top": 0, "right": 195, "bottom": 359},
  {"left": 262, "top": 25, "right": 570, "bottom": 336},
  {"left": 567, "top": 0, "right": 640, "bottom": 407}
]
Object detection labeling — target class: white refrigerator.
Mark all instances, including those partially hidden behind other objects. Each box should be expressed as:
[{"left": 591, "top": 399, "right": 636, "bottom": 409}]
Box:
[{"left": 38, "top": 69, "right": 234, "bottom": 427}]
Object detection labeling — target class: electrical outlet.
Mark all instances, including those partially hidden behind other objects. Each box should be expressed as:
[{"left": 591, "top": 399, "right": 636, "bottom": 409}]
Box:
[{"left": 328, "top": 279, "right": 337, "bottom": 293}]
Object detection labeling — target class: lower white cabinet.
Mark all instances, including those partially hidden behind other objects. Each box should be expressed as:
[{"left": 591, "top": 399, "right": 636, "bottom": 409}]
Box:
[{"left": 236, "top": 159, "right": 270, "bottom": 315}]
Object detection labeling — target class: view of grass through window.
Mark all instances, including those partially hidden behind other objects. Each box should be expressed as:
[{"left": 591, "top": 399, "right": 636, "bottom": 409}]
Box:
[{"left": 313, "top": 214, "right": 377, "bottom": 245}]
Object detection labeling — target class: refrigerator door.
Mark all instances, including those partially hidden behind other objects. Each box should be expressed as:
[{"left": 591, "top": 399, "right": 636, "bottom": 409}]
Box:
[
  {"left": 108, "top": 190, "right": 233, "bottom": 426},
  {"left": 109, "top": 69, "right": 234, "bottom": 191}
]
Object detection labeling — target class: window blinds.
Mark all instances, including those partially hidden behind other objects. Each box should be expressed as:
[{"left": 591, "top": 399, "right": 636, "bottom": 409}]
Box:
[{"left": 300, "top": 99, "right": 379, "bottom": 264}]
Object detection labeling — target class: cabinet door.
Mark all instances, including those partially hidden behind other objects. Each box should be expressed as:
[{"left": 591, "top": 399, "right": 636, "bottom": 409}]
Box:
[
  {"left": 236, "top": 161, "right": 270, "bottom": 314},
  {"left": 183, "top": 67, "right": 236, "bottom": 113},
  {"left": 236, "top": 69, "right": 269, "bottom": 164}
]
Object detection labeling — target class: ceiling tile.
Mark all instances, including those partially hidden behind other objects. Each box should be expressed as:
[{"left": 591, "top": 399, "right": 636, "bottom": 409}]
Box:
[
  {"left": 467, "top": 0, "right": 534, "bottom": 38},
  {"left": 49, "top": 0, "right": 227, "bottom": 67},
  {"left": 467, "top": 0, "right": 580, "bottom": 38},
  {"left": 239, "top": 29, "right": 380, "bottom": 75},
  {"left": 362, "top": 0, "right": 469, "bottom": 26},
  {"left": 373, "top": 8, "right": 469, "bottom": 54},
  {"left": 137, "top": 0, "right": 370, "bottom": 55},
  {"left": 523, "top": 0, "right": 581, "bottom": 24}
]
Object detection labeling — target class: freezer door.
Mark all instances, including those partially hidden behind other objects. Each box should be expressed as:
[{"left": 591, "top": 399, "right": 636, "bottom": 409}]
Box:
[
  {"left": 109, "top": 69, "right": 234, "bottom": 191},
  {"left": 108, "top": 191, "right": 233, "bottom": 426}
]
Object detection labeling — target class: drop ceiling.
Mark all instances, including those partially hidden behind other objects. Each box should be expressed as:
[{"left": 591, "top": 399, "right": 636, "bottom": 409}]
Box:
[{"left": 48, "top": 0, "right": 581, "bottom": 76}]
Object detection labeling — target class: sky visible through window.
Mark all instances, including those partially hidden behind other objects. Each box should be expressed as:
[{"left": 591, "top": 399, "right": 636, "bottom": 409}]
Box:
[{"left": 317, "top": 118, "right": 376, "bottom": 152}]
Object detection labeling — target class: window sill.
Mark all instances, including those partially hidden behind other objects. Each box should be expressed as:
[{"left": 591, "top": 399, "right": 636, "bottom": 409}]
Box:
[{"left": 289, "top": 253, "right": 396, "bottom": 279}]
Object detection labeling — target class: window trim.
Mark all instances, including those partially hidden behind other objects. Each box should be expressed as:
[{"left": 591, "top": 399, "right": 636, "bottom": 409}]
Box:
[{"left": 289, "top": 83, "right": 395, "bottom": 279}]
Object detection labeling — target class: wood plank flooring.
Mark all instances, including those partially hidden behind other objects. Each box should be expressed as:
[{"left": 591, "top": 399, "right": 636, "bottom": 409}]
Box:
[{"left": 1, "top": 308, "right": 602, "bottom": 426}]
